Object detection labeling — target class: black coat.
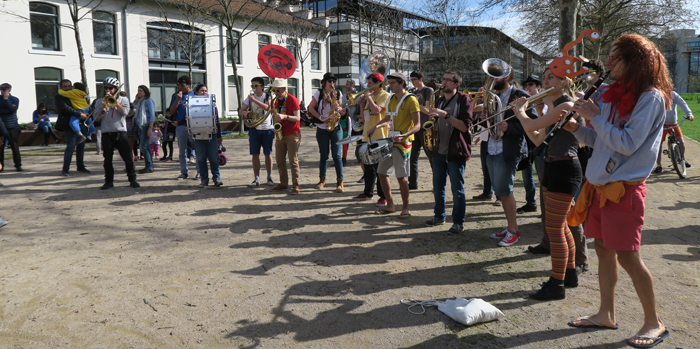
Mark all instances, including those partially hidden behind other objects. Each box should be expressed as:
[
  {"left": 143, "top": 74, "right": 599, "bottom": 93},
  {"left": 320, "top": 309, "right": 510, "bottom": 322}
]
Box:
[
  {"left": 54, "top": 94, "right": 83, "bottom": 132},
  {"left": 499, "top": 88, "right": 536, "bottom": 164}
]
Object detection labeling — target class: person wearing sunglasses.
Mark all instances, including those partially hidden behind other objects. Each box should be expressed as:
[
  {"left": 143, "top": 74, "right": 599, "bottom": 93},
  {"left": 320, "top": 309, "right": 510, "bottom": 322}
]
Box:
[
  {"left": 94, "top": 77, "right": 138, "bottom": 189},
  {"left": 269, "top": 79, "right": 302, "bottom": 194},
  {"left": 240, "top": 77, "right": 273, "bottom": 187}
]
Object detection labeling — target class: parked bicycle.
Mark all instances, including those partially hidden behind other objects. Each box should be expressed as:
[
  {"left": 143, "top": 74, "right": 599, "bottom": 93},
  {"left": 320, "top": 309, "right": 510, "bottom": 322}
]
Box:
[{"left": 662, "top": 117, "right": 690, "bottom": 179}]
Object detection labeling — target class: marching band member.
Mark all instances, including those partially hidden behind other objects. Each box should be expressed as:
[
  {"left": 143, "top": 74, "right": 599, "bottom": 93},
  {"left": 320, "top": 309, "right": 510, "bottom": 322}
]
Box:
[
  {"left": 408, "top": 71, "right": 435, "bottom": 189},
  {"left": 93, "top": 77, "right": 138, "bottom": 189},
  {"left": 565, "top": 34, "right": 671, "bottom": 348},
  {"left": 269, "top": 79, "right": 302, "bottom": 195},
  {"left": 352, "top": 72, "right": 390, "bottom": 205},
  {"left": 513, "top": 66, "right": 582, "bottom": 300},
  {"left": 367, "top": 72, "right": 421, "bottom": 218},
  {"left": 240, "top": 77, "right": 274, "bottom": 187},
  {"left": 308, "top": 72, "right": 345, "bottom": 192},
  {"left": 169, "top": 76, "right": 195, "bottom": 180},
  {"left": 425, "top": 70, "right": 472, "bottom": 234},
  {"left": 192, "top": 84, "right": 223, "bottom": 188},
  {"left": 486, "top": 69, "right": 535, "bottom": 246}
]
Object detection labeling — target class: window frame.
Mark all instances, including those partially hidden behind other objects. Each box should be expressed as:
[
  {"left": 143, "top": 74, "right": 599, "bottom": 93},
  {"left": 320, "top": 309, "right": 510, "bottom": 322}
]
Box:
[
  {"left": 29, "top": 2, "right": 60, "bottom": 51},
  {"left": 258, "top": 34, "right": 271, "bottom": 51},
  {"left": 92, "top": 11, "right": 117, "bottom": 55},
  {"left": 34, "top": 67, "right": 63, "bottom": 115},
  {"left": 311, "top": 42, "right": 321, "bottom": 70},
  {"left": 227, "top": 30, "right": 241, "bottom": 65}
]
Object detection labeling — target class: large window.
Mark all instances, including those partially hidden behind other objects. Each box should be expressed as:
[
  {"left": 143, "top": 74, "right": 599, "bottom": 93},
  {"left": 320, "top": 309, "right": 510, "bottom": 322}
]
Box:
[
  {"left": 30, "top": 2, "right": 60, "bottom": 51},
  {"left": 228, "top": 75, "right": 243, "bottom": 112},
  {"left": 95, "top": 70, "right": 120, "bottom": 98},
  {"left": 34, "top": 67, "right": 63, "bottom": 114},
  {"left": 311, "top": 42, "right": 320, "bottom": 70},
  {"left": 92, "top": 11, "right": 117, "bottom": 55},
  {"left": 691, "top": 52, "right": 700, "bottom": 76},
  {"left": 258, "top": 34, "right": 270, "bottom": 51},
  {"left": 288, "top": 78, "right": 299, "bottom": 98},
  {"left": 286, "top": 38, "right": 298, "bottom": 61},
  {"left": 227, "top": 31, "right": 241, "bottom": 65},
  {"left": 147, "top": 22, "right": 205, "bottom": 65},
  {"left": 311, "top": 79, "right": 321, "bottom": 90}
]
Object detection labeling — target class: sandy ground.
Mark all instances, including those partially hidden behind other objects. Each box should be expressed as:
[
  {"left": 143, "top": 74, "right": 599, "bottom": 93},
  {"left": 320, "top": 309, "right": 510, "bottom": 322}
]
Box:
[{"left": 0, "top": 128, "right": 698, "bottom": 348}]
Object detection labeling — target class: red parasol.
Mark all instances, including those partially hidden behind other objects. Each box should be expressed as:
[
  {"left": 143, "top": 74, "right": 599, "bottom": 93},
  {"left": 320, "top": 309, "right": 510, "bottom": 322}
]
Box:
[{"left": 258, "top": 45, "right": 297, "bottom": 79}]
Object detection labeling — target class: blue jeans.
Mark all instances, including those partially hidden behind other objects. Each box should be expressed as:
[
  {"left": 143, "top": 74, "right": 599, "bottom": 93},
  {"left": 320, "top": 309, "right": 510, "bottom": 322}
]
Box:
[
  {"left": 485, "top": 152, "right": 517, "bottom": 197},
  {"left": 316, "top": 127, "right": 343, "bottom": 179},
  {"left": 432, "top": 153, "right": 466, "bottom": 224},
  {"left": 193, "top": 137, "right": 220, "bottom": 184},
  {"left": 38, "top": 120, "right": 52, "bottom": 133},
  {"left": 137, "top": 126, "right": 153, "bottom": 170},
  {"left": 521, "top": 164, "right": 537, "bottom": 206},
  {"left": 176, "top": 125, "right": 190, "bottom": 175},
  {"left": 62, "top": 127, "right": 85, "bottom": 174},
  {"left": 479, "top": 141, "right": 492, "bottom": 197}
]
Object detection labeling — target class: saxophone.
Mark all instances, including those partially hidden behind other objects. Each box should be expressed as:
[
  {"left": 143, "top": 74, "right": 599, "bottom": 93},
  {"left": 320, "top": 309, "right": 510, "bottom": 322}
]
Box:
[
  {"left": 423, "top": 86, "right": 444, "bottom": 152},
  {"left": 325, "top": 89, "right": 341, "bottom": 132},
  {"left": 271, "top": 96, "right": 282, "bottom": 141}
]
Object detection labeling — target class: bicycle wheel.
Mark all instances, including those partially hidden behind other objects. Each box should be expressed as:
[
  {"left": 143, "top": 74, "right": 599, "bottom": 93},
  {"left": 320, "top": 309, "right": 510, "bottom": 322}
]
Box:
[{"left": 670, "top": 141, "right": 686, "bottom": 179}]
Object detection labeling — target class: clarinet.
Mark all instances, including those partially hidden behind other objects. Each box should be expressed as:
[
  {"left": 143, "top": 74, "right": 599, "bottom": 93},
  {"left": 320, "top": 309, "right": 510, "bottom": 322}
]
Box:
[{"left": 531, "top": 71, "right": 610, "bottom": 157}]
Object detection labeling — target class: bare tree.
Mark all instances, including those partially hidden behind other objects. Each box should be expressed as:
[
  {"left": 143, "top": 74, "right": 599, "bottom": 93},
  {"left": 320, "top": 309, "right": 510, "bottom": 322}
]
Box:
[
  {"left": 275, "top": 9, "right": 329, "bottom": 102},
  {"left": 500, "top": 0, "right": 697, "bottom": 59},
  {"left": 1, "top": 0, "right": 105, "bottom": 96},
  {"left": 205, "top": 0, "right": 271, "bottom": 134},
  {"left": 152, "top": 0, "right": 212, "bottom": 82}
]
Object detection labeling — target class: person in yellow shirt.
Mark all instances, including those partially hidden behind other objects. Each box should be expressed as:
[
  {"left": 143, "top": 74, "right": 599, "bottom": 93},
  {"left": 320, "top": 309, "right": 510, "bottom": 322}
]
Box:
[
  {"left": 352, "top": 73, "right": 390, "bottom": 204},
  {"left": 58, "top": 82, "right": 94, "bottom": 144},
  {"left": 367, "top": 72, "right": 421, "bottom": 218}
]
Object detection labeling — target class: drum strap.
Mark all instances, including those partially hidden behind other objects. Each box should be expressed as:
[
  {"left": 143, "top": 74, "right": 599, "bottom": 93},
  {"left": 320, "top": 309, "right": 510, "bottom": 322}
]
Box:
[{"left": 387, "top": 93, "right": 416, "bottom": 132}]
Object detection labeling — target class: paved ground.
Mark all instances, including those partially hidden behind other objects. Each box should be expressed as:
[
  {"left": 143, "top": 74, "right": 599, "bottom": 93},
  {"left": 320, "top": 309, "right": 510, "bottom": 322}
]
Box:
[{"left": 0, "top": 129, "right": 698, "bottom": 348}]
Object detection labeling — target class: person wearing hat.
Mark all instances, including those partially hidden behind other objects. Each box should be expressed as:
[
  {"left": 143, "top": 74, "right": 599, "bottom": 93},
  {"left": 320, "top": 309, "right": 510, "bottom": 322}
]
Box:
[
  {"left": 269, "top": 78, "right": 302, "bottom": 194},
  {"left": 169, "top": 75, "right": 196, "bottom": 180},
  {"left": 367, "top": 72, "right": 421, "bottom": 218},
  {"left": 352, "top": 72, "right": 390, "bottom": 205},
  {"left": 93, "top": 77, "right": 139, "bottom": 189},
  {"left": 518, "top": 74, "right": 542, "bottom": 215},
  {"left": 408, "top": 70, "right": 434, "bottom": 189},
  {"left": 308, "top": 72, "right": 345, "bottom": 192},
  {"left": 0, "top": 82, "right": 22, "bottom": 172}
]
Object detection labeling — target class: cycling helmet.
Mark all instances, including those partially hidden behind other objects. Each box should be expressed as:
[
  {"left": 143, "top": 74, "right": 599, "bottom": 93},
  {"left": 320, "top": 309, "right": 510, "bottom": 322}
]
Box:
[{"left": 103, "top": 77, "right": 120, "bottom": 87}]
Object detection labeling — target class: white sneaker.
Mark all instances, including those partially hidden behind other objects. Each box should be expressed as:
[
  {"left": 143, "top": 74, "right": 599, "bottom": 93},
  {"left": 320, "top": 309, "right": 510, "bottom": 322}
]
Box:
[
  {"left": 188, "top": 157, "right": 196, "bottom": 164},
  {"left": 0, "top": 219, "right": 8, "bottom": 229},
  {"left": 248, "top": 180, "right": 260, "bottom": 187}
]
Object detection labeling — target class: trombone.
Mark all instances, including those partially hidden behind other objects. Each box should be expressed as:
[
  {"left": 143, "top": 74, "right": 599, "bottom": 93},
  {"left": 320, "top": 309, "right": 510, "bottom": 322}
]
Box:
[{"left": 470, "top": 87, "right": 554, "bottom": 136}]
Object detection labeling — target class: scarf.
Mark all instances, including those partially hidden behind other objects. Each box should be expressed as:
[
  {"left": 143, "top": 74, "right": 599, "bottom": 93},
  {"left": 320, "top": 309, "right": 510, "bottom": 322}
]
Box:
[{"left": 599, "top": 78, "right": 636, "bottom": 124}]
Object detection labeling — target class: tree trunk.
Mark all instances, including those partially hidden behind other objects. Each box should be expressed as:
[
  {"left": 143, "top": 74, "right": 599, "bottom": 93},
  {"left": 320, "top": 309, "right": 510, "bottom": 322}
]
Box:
[
  {"left": 228, "top": 28, "right": 245, "bottom": 135},
  {"left": 69, "top": 1, "right": 89, "bottom": 96},
  {"left": 558, "top": 0, "right": 579, "bottom": 54}
]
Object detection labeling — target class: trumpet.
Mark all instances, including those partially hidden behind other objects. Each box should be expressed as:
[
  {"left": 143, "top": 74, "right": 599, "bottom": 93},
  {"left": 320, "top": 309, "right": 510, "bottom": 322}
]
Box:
[
  {"left": 103, "top": 83, "right": 123, "bottom": 108},
  {"left": 464, "top": 90, "right": 485, "bottom": 98},
  {"left": 470, "top": 87, "right": 554, "bottom": 136}
]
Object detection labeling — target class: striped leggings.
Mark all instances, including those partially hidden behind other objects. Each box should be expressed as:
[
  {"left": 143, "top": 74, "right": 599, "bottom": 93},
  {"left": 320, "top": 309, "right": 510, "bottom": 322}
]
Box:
[{"left": 543, "top": 187, "right": 576, "bottom": 280}]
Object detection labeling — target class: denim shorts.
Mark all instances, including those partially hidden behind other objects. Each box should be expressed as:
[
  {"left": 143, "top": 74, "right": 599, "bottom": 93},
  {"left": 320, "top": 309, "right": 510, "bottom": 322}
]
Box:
[
  {"left": 249, "top": 128, "right": 274, "bottom": 155},
  {"left": 485, "top": 152, "right": 517, "bottom": 197}
]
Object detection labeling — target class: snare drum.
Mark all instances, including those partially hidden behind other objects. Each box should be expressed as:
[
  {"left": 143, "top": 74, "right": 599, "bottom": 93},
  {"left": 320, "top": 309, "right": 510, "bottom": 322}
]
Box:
[
  {"left": 358, "top": 139, "right": 392, "bottom": 165},
  {"left": 186, "top": 94, "right": 218, "bottom": 140}
]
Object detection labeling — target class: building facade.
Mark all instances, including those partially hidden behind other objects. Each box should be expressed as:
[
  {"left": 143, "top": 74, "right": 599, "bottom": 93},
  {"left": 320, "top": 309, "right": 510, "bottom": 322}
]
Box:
[
  {"left": 665, "top": 29, "right": 700, "bottom": 93},
  {"left": 1, "top": 0, "right": 328, "bottom": 123}
]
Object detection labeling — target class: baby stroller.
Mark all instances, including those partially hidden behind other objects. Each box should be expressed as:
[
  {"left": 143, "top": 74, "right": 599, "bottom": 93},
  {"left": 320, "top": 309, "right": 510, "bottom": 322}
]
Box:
[{"left": 218, "top": 145, "right": 229, "bottom": 166}]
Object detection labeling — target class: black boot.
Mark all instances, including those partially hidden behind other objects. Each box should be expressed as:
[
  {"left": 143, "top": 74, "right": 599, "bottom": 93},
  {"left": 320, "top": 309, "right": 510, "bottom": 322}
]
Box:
[
  {"left": 564, "top": 268, "right": 579, "bottom": 288},
  {"left": 50, "top": 128, "right": 62, "bottom": 142},
  {"left": 530, "top": 277, "right": 565, "bottom": 301},
  {"left": 43, "top": 133, "right": 50, "bottom": 146}
]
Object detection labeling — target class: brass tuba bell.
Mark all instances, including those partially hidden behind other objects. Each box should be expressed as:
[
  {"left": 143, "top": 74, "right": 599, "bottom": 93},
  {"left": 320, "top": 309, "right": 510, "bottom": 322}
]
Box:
[{"left": 480, "top": 58, "right": 511, "bottom": 141}]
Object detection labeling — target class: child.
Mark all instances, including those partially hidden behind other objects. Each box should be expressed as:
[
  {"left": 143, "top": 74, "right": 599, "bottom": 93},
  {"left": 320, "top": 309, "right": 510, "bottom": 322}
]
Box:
[
  {"left": 58, "top": 82, "right": 95, "bottom": 144},
  {"left": 149, "top": 124, "right": 163, "bottom": 158}
]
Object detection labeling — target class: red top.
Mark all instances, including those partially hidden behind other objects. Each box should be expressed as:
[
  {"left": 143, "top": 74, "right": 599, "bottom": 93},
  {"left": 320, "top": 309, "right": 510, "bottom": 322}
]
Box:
[{"left": 275, "top": 93, "right": 300, "bottom": 136}]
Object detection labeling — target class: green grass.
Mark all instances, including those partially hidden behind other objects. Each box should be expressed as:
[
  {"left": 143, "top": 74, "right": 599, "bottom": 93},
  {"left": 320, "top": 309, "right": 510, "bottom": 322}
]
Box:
[{"left": 677, "top": 93, "right": 700, "bottom": 142}]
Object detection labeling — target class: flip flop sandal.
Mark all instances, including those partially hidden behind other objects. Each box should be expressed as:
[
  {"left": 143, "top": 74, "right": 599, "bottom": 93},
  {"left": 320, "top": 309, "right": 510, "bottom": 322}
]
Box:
[
  {"left": 567, "top": 316, "right": 619, "bottom": 330},
  {"left": 627, "top": 329, "right": 669, "bottom": 348},
  {"left": 375, "top": 209, "right": 394, "bottom": 215},
  {"left": 398, "top": 212, "right": 412, "bottom": 219}
]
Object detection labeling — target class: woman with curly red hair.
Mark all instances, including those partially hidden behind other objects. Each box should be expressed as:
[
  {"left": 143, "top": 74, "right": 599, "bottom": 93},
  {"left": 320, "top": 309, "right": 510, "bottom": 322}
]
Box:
[{"left": 564, "top": 34, "right": 672, "bottom": 348}]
